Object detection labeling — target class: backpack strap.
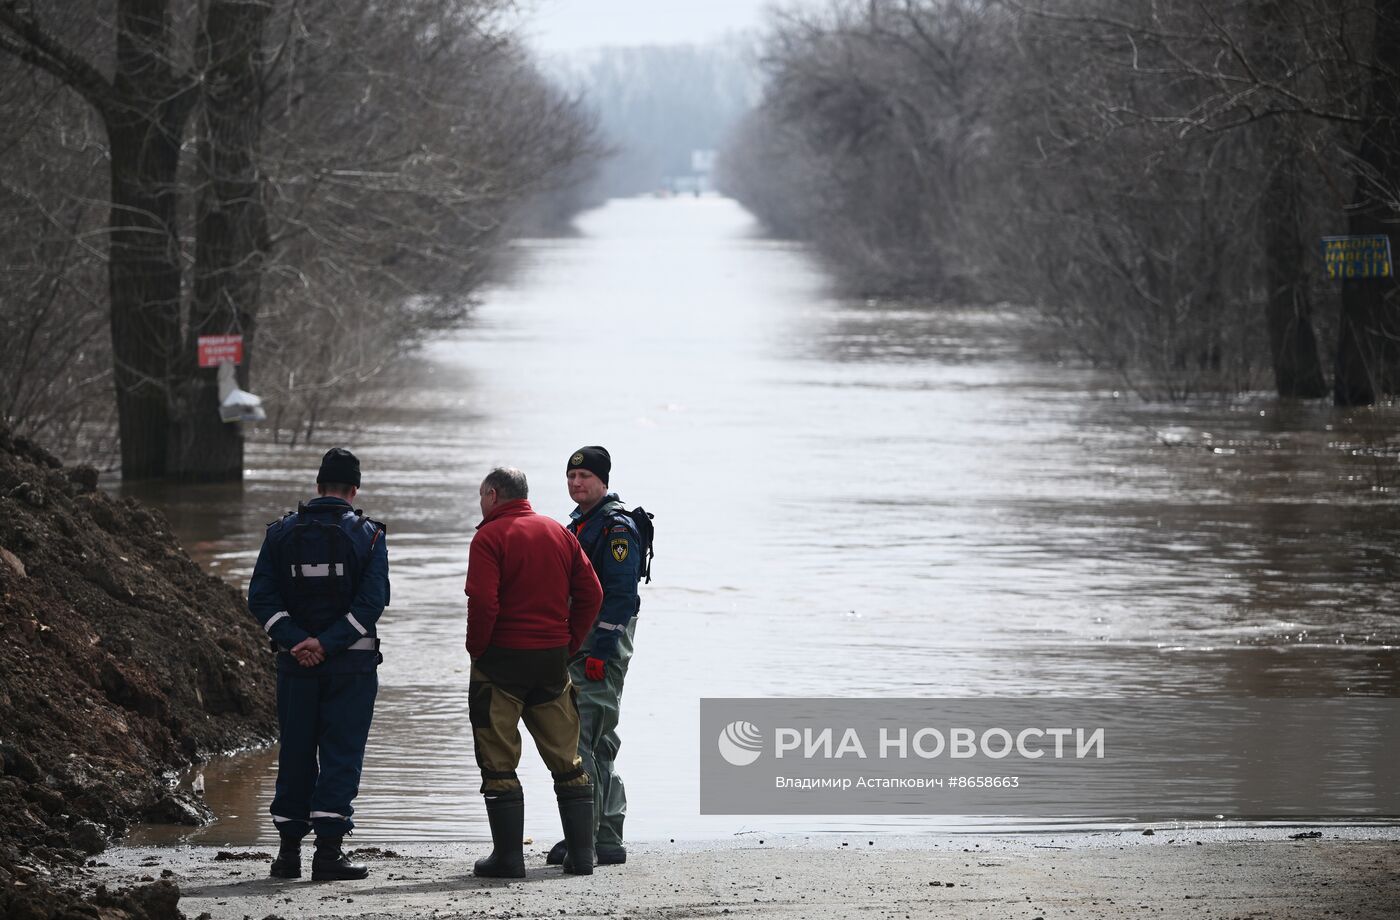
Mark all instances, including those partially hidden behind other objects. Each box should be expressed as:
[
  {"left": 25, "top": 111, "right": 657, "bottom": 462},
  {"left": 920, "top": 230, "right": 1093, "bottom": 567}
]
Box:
[
  {"left": 365, "top": 517, "right": 387, "bottom": 550},
  {"left": 589, "top": 505, "right": 653, "bottom": 584}
]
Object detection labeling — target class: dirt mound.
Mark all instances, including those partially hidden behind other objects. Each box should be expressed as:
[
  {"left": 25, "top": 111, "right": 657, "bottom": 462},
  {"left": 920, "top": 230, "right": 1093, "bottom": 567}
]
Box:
[{"left": 0, "top": 425, "right": 277, "bottom": 916}]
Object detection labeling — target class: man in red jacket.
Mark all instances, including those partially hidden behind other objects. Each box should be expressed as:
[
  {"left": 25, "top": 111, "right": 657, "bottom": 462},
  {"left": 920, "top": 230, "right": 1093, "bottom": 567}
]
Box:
[{"left": 464, "top": 466, "right": 603, "bottom": 878}]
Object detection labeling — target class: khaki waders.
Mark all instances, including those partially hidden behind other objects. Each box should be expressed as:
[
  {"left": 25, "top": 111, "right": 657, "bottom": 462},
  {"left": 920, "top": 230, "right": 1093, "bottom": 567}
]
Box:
[
  {"left": 468, "top": 645, "right": 595, "bottom": 876},
  {"left": 468, "top": 646, "right": 591, "bottom": 794}
]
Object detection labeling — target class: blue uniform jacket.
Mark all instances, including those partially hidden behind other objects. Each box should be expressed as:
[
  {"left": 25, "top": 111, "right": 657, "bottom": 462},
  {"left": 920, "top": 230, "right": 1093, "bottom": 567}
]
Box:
[
  {"left": 568, "top": 494, "right": 640, "bottom": 662},
  {"left": 247, "top": 496, "right": 389, "bottom": 674}
]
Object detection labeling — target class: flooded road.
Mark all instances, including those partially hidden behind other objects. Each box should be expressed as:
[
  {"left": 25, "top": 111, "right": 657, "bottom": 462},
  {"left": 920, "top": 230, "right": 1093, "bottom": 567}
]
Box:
[{"left": 126, "top": 197, "right": 1400, "bottom": 845}]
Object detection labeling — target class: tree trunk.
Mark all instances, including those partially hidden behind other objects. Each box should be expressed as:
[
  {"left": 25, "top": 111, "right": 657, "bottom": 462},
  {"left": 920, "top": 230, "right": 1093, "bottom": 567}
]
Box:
[
  {"left": 1262, "top": 145, "right": 1328, "bottom": 398},
  {"left": 1251, "top": 0, "right": 1328, "bottom": 399},
  {"left": 106, "top": 0, "right": 190, "bottom": 478},
  {"left": 1334, "top": 0, "right": 1400, "bottom": 406},
  {"left": 167, "top": 0, "right": 271, "bottom": 480}
]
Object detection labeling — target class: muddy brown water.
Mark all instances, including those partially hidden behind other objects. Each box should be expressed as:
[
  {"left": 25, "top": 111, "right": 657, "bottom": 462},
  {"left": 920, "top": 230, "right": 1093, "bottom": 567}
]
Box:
[{"left": 123, "top": 197, "right": 1400, "bottom": 845}]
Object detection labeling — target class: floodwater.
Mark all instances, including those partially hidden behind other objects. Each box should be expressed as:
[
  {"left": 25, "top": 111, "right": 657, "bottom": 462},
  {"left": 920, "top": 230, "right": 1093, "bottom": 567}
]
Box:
[{"left": 125, "top": 197, "right": 1400, "bottom": 846}]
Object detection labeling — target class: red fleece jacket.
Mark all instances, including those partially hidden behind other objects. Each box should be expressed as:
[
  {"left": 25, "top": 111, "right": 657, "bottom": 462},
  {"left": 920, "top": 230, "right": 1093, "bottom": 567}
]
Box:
[{"left": 464, "top": 499, "right": 603, "bottom": 658}]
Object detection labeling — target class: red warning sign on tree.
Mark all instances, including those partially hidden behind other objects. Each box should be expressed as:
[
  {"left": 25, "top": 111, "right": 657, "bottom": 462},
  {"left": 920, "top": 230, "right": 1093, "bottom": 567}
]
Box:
[{"left": 197, "top": 334, "right": 244, "bottom": 368}]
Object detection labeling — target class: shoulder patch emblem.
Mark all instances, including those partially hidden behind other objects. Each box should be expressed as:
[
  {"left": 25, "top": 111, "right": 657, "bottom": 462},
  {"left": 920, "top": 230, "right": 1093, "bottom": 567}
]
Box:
[{"left": 610, "top": 537, "right": 629, "bottom": 563}]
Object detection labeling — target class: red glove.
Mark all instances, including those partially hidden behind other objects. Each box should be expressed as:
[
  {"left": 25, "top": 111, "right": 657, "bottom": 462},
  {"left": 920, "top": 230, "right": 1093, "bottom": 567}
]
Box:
[{"left": 584, "top": 657, "right": 607, "bottom": 681}]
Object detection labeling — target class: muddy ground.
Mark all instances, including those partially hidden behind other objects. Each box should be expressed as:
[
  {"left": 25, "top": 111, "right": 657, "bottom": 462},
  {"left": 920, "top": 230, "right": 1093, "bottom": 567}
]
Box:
[
  {"left": 87, "top": 828, "right": 1400, "bottom": 920},
  {"left": 0, "top": 425, "right": 277, "bottom": 918}
]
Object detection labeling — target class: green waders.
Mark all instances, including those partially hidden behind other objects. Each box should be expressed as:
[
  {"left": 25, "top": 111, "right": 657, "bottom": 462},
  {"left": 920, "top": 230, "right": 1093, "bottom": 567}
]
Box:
[{"left": 569, "top": 617, "right": 636, "bottom": 849}]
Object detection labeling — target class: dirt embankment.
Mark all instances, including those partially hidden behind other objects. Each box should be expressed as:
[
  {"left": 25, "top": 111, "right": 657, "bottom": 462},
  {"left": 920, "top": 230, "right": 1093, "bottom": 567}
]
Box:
[{"left": 0, "top": 425, "right": 277, "bottom": 918}]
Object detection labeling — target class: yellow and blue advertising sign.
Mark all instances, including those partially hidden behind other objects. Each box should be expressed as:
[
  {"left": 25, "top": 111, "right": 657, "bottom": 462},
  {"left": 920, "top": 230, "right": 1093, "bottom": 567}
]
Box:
[{"left": 1321, "top": 235, "right": 1393, "bottom": 280}]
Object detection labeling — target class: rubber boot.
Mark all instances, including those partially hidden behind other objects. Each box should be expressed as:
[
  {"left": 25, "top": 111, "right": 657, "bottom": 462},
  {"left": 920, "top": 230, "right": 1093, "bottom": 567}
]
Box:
[
  {"left": 473, "top": 790, "right": 526, "bottom": 879},
  {"left": 557, "top": 784, "right": 595, "bottom": 876},
  {"left": 269, "top": 827, "right": 307, "bottom": 879},
  {"left": 550, "top": 837, "right": 625, "bottom": 865},
  {"left": 311, "top": 835, "right": 369, "bottom": 881}
]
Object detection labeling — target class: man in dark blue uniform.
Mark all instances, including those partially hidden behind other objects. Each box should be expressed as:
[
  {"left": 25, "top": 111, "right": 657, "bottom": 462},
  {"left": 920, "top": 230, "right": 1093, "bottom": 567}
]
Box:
[
  {"left": 546, "top": 446, "right": 642, "bottom": 867},
  {"left": 247, "top": 447, "right": 389, "bottom": 881}
]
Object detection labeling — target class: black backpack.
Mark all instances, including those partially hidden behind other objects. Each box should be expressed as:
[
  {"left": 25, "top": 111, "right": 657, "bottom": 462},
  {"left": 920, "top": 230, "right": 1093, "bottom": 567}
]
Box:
[
  {"left": 275, "top": 503, "right": 363, "bottom": 615},
  {"left": 606, "top": 506, "right": 656, "bottom": 584}
]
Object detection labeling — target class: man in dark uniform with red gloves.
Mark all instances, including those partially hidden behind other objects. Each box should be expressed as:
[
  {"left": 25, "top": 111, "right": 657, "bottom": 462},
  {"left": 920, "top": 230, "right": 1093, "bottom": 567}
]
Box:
[
  {"left": 546, "top": 446, "right": 643, "bottom": 867},
  {"left": 464, "top": 466, "right": 603, "bottom": 877}
]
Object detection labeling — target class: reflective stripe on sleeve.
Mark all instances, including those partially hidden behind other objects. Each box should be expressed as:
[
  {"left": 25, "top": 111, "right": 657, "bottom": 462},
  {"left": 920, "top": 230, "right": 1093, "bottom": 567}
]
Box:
[
  {"left": 264, "top": 611, "right": 290, "bottom": 633},
  {"left": 595, "top": 621, "right": 625, "bottom": 631},
  {"left": 290, "top": 563, "right": 344, "bottom": 577},
  {"left": 346, "top": 613, "right": 368, "bottom": 636}
]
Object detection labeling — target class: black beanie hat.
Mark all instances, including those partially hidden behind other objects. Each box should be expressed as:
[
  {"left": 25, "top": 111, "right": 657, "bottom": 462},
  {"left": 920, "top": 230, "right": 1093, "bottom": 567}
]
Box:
[
  {"left": 567, "top": 445, "right": 610, "bottom": 485},
  {"left": 317, "top": 447, "right": 361, "bottom": 488}
]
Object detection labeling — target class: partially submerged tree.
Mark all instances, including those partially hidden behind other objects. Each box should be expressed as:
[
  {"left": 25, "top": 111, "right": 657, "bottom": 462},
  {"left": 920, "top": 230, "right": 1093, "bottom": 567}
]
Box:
[
  {"left": 1333, "top": 0, "right": 1400, "bottom": 404},
  {"left": 1, "top": 1, "right": 195, "bottom": 476},
  {"left": 725, "top": 0, "right": 1400, "bottom": 402},
  {"left": 0, "top": 0, "right": 600, "bottom": 473},
  {"left": 0, "top": 0, "right": 272, "bottom": 478},
  {"left": 177, "top": 0, "right": 272, "bottom": 478}
]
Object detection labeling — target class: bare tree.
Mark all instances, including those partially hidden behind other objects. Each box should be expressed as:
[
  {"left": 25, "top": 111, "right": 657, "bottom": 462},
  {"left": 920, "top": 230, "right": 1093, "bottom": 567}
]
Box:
[
  {"left": 0, "top": 1, "right": 268, "bottom": 477},
  {"left": 0, "top": 0, "right": 602, "bottom": 468},
  {"left": 1254, "top": 0, "right": 1329, "bottom": 398},
  {"left": 173, "top": 0, "right": 273, "bottom": 479},
  {"left": 251, "top": 0, "right": 603, "bottom": 443},
  {"left": 0, "top": 58, "right": 113, "bottom": 457},
  {"left": 1334, "top": 0, "right": 1400, "bottom": 404},
  {"left": 726, "top": 0, "right": 1399, "bottom": 401},
  {"left": 722, "top": 0, "right": 1004, "bottom": 298}
]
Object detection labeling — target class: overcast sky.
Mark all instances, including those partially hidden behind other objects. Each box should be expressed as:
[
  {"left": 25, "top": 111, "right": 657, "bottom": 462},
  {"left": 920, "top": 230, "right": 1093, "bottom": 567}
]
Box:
[{"left": 521, "top": 0, "right": 818, "bottom": 52}]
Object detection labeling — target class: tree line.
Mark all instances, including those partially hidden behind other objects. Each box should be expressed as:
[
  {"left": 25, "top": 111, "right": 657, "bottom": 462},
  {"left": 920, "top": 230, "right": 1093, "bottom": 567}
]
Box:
[
  {"left": 0, "top": 0, "right": 600, "bottom": 479},
  {"left": 721, "top": 0, "right": 1400, "bottom": 403},
  {"left": 550, "top": 39, "right": 762, "bottom": 198}
]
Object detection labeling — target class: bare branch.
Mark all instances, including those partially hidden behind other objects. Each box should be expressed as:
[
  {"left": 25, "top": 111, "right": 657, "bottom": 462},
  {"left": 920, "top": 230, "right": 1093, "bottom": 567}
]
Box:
[{"left": 0, "top": 3, "right": 112, "bottom": 111}]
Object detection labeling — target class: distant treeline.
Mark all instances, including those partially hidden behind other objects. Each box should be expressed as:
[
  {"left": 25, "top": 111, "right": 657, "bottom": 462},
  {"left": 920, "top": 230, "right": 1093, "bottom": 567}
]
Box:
[
  {"left": 552, "top": 40, "right": 762, "bottom": 198},
  {"left": 722, "top": 0, "right": 1400, "bottom": 403},
  {"left": 0, "top": 1, "right": 601, "bottom": 474}
]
